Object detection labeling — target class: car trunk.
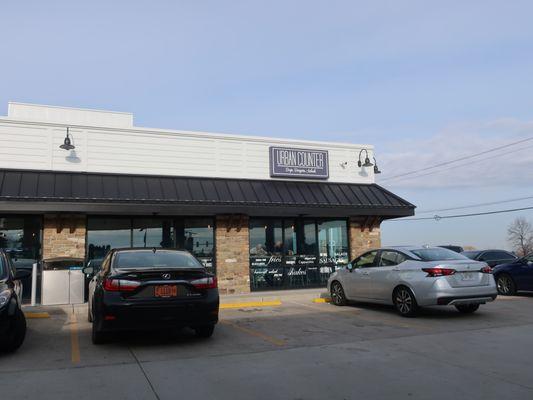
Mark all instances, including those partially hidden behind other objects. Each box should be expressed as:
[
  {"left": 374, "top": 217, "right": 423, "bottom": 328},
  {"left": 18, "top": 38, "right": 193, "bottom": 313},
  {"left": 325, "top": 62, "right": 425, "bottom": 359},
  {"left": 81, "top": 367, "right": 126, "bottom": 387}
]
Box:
[
  {"left": 436, "top": 260, "right": 491, "bottom": 288},
  {"left": 111, "top": 268, "right": 208, "bottom": 299}
]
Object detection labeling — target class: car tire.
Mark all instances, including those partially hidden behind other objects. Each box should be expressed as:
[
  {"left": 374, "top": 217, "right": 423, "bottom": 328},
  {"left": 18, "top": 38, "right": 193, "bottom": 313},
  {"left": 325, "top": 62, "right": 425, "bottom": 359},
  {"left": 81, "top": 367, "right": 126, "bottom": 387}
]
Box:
[
  {"left": 330, "top": 281, "right": 347, "bottom": 306},
  {"left": 91, "top": 317, "right": 109, "bottom": 345},
  {"left": 455, "top": 304, "right": 480, "bottom": 314},
  {"left": 0, "top": 307, "right": 27, "bottom": 353},
  {"left": 393, "top": 286, "right": 419, "bottom": 317},
  {"left": 496, "top": 274, "right": 517, "bottom": 296},
  {"left": 194, "top": 325, "right": 215, "bottom": 338}
]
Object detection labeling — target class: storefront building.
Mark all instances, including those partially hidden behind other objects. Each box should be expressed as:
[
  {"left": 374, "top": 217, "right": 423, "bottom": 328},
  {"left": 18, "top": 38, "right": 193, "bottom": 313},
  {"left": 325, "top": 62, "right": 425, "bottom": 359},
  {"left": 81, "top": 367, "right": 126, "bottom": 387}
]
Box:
[{"left": 0, "top": 102, "right": 414, "bottom": 300}]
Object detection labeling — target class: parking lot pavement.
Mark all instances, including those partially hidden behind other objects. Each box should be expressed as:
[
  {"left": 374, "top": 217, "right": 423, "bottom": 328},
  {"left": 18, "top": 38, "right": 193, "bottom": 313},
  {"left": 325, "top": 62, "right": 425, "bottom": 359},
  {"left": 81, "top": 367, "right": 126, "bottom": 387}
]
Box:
[{"left": 1, "top": 292, "right": 533, "bottom": 400}]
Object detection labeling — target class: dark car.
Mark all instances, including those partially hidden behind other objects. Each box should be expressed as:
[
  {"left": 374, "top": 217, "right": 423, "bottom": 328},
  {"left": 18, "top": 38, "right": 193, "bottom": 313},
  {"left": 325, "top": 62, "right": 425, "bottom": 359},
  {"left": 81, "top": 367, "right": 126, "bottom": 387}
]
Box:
[
  {"left": 85, "top": 248, "right": 219, "bottom": 344},
  {"left": 0, "top": 250, "right": 31, "bottom": 352},
  {"left": 438, "top": 245, "right": 464, "bottom": 253},
  {"left": 461, "top": 249, "right": 518, "bottom": 267},
  {"left": 492, "top": 253, "right": 533, "bottom": 295}
]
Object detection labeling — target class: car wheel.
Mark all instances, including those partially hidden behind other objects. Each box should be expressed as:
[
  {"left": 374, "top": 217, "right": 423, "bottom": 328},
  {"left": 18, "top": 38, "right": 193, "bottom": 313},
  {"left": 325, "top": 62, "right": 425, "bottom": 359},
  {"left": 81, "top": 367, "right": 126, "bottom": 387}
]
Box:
[
  {"left": 393, "top": 286, "right": 419, "bottom": 317},
  {"left": 496, "top": 274, "right": 516, "bottom": 296},
  {"left": 194, "top": 325, "right": 215, "bottom": 338},
  {"left": 455, "top": 304, "right": 480, "bottom": 313},
  {"left": 330, "top": 281, "right": 347, "bottom": 306},
  {"left": 0, "top": 307, "right": 27, "bottom": 353},
  {"left": 91, "top": 317, "right": 109, "bottom": 345}
]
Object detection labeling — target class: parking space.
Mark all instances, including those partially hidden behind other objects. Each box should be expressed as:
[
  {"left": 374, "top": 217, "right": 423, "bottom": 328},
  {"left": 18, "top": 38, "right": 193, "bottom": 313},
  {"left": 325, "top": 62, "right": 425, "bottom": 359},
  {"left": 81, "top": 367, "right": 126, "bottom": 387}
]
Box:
[{"left": 1, "top": 291, "right": 533, "bottom": 399}]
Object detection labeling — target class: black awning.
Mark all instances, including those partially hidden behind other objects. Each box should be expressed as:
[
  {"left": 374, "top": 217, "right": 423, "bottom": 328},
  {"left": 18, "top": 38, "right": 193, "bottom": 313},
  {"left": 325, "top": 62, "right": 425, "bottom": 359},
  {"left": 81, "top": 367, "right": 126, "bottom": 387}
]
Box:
[{"left": 0, "top": 169, "right": 415, "bottom": 218}]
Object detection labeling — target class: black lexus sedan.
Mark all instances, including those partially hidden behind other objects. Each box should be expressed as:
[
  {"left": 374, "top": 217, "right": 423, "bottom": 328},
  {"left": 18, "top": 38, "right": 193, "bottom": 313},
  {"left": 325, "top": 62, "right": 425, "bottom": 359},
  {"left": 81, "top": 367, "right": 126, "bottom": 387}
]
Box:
[
  {"left": 85, "top": 248, "right": 219, "bottom": 344},
  {"left": 0, "top": 250, "right": 31, "bottom": 352}
]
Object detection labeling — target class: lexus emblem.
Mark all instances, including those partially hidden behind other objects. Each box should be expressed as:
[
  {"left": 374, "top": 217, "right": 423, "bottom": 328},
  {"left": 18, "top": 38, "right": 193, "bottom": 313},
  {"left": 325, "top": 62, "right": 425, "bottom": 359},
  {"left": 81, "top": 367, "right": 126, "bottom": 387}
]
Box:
[{"left": 162, "top": 273, "right": 171, "bottom": 280}]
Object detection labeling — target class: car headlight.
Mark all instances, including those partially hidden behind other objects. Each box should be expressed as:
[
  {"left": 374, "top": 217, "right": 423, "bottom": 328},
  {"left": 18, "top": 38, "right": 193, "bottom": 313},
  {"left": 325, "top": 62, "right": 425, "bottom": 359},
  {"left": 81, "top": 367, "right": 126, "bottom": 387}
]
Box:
[{"left": 0, "top": 290, "right": 11, "bottom": 309}]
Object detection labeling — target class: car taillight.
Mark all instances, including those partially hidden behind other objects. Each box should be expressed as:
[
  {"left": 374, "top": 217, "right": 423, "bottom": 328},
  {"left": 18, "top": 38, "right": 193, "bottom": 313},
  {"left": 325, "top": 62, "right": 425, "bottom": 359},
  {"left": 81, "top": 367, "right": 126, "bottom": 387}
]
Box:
[
  {"left": 191, "top": 276, "right": 217, "bottom": 289},
  {"left": 103, "top": 278, "right": 141, "bottom": 292},
  {"left": 422, "top": 267, "right": 456, "bottom": 277},
  {"left": 480, "top": 265, "right": 492, "bottom": 273}
]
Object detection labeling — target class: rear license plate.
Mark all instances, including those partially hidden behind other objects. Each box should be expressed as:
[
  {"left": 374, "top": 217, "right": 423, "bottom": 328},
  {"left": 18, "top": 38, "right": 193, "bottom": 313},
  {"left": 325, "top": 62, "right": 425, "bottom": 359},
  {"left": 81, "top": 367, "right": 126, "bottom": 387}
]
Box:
[
  {"left": 154, "top": 285, "right": 178, "bottom": 298},
  {"left": 461, "top": 272, "right": 475, "bottom": 281}
]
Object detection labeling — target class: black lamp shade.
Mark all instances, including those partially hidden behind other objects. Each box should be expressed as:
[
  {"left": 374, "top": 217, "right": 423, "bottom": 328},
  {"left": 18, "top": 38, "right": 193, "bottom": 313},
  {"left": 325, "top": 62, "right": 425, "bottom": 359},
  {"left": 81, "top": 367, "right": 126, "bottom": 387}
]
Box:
[
  {"left": 363, "top": 157, "right": 374, "bottom": 167},
  {"left": 60, "top": 130, "right": 75, "bottom": 150}
]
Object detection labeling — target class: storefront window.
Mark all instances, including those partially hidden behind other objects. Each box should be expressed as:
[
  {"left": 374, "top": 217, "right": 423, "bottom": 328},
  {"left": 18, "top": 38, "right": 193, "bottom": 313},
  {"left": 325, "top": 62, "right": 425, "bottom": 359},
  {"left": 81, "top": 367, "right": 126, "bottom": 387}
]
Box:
[
  {"left": 87, "top": 218, "right": 131, "bottom": 261},
  {"left": 249, "top": 218, "right": 348, "bottom": 291},
  {"left": 132, "top": 218, "right": 174, "bottom": 248},
  {"left": 182, "top": 218, "right": 215, "bottom": 272},
  {"left": 318, "top": 220, "right": 349, "bottom": 265},
  {"left": 87, "top": 216, "right": 215, "bottom": 272},
  {"left": 0, "top": 215, "right": 42, "bottom": 302},
  {"left": 0, "top": 216, "right": 41, "bottom": 268}
]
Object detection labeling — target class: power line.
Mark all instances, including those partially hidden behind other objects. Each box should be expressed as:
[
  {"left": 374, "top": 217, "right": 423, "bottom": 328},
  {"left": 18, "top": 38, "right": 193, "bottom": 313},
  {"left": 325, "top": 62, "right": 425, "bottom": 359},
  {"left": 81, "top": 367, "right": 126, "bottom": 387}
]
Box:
[
  {"left": 416, "top": 195, "right": 533, "bottom": 214},
  {"left": 379, "top": 136, "right": 533, "bottom": 182},
  {"left": 378, "top": 142, "right": 533, "bottom": 184},
  {"left": 388, "top": 205, "right": 533, "bottom": 221}
]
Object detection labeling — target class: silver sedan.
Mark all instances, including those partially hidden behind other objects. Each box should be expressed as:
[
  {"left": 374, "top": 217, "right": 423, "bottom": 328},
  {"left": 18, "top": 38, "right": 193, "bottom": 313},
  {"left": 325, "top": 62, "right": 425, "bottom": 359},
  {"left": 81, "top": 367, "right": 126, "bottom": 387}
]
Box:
[{"left": 327, "top": 246, "right": 498, "bottom": 317}]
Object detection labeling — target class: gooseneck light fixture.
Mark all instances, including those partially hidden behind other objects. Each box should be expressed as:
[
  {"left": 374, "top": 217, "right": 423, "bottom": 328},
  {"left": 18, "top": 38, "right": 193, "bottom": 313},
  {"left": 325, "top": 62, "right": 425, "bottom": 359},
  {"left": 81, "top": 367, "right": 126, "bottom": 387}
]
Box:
[
  {"left": 357, "top": 149, "right": 374, "bottom": 168},
  {"left": 373, "top": 157, "right": 381, "bottom": 174},
  {"left": 59, "top": 127, "right": 75, "bottom": 151}
]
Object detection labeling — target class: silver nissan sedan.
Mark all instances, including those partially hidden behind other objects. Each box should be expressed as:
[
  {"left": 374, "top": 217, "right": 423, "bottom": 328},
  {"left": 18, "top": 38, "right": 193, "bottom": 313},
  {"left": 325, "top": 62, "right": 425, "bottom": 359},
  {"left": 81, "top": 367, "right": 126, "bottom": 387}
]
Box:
[{"left": 327, "top": 246, "right": 497, "bottom": 317}]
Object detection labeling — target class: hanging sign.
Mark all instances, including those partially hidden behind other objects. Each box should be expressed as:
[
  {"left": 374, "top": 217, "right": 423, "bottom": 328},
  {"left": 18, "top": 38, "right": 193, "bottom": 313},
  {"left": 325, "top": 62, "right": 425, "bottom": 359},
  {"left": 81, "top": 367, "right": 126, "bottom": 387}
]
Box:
[{"left": 269, "top": 147, "right": 329, "bottom": 179}]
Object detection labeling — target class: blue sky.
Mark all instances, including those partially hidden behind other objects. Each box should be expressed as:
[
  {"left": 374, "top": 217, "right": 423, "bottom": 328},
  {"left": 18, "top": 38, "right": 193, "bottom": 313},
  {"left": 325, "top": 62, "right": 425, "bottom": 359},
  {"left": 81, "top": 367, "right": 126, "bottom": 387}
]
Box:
[{"left": 1, "top": 0, "right": 533, "bottom": 249}]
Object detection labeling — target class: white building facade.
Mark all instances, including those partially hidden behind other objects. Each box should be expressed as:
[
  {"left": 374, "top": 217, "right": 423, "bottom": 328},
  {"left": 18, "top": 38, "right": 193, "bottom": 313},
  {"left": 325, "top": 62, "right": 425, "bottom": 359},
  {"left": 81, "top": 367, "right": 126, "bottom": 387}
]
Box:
[{"left": 0, "top": 103, "right": 414, "bottom": 300}]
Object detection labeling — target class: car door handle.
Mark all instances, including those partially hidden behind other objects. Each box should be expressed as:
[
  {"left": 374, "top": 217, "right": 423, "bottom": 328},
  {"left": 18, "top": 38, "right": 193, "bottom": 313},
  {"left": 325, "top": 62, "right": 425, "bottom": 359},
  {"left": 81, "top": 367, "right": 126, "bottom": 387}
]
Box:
[
  {"left": 362, "top": 271, "right": 370, "bottom": 275},
  {"left": 392, "top": 267, "right": 400, "bottom": 271}
]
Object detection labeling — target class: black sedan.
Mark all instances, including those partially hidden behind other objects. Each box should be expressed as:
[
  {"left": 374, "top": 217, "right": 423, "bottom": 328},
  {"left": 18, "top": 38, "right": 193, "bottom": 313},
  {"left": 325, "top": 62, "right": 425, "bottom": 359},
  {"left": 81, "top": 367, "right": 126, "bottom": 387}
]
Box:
[
  {"left": 461, "top": 249, "right": 518, "bottom": 268},
  {"left": 492, "top": 253, "right": 533, "bottom": 295},
  {"left": 0, "top": 250, "right": 31, "bottom": 352},
  {"left": 85, "top": 248, "right": 219, "bottom": 344}
]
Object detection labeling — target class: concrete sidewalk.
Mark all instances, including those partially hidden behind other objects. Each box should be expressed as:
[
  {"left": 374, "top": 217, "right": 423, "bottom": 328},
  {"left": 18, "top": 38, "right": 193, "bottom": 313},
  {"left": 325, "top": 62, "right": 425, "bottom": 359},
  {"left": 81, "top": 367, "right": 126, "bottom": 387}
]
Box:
[{"left": 22, "top": 287, "right": 331, "bottom": 315}]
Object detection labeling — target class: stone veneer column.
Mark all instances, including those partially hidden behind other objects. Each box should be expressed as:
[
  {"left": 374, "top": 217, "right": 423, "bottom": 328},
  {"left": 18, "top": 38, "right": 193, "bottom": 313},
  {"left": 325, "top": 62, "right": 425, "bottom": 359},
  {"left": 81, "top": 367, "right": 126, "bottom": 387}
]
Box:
[
  {"left": 42, "top": 215, "right": 87, "bottom": 259},
  {"left": 215, "top": 215, "right": 250, "bottom": 294},
  {"left": 349, "top": 218, "right": 381, "bottom": 261}
]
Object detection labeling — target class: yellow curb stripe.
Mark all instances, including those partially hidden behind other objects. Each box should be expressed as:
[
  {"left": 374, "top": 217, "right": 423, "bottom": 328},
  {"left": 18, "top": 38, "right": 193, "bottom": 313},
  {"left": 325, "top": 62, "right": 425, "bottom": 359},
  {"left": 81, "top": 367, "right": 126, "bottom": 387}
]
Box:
[
  {"left": 313, "top": 298, "right": 331, "bottom": 303},
  {"left": 25, "top": 312, "right": 50, "bottom": 319},
  {"left": 221, "top": 320, "right": 286, "bottom": 346},
  {"left": 70, "top": 312, "right": 80, "bottom": 364},
  {"left": 220, "top": 300, "right": 282, "bottom": 309}
]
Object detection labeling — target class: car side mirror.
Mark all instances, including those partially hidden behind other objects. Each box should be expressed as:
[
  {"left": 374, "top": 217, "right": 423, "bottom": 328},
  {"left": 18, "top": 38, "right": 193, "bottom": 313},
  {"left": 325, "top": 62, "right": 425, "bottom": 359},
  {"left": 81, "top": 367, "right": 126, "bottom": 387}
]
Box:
[
  {"left": 347, "top": 263, "right": 354, "bottom": 272},
  {"left": 82, "top": 266, "right": 94, "bottom": 275},
  {"left": 15, "top": 269, "right": 31, "bottom": 280}
]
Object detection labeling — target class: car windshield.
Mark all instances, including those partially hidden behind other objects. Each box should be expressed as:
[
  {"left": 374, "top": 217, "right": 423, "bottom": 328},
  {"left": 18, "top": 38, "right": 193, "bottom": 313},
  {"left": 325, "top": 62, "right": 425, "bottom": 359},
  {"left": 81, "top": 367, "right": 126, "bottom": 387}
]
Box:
[
  {"left": 114, "top": 250, "right": 203, "bottom": 269},
  {"left": 410, "top": 248, "right": 469, "bottom": 261}
]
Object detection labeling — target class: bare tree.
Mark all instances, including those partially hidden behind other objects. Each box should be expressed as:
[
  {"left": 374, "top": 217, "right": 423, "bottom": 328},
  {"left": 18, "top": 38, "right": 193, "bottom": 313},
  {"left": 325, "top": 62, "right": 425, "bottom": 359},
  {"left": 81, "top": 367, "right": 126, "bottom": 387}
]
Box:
[{"left": 507, "top": 217, "right": 533, "bottom": 256}]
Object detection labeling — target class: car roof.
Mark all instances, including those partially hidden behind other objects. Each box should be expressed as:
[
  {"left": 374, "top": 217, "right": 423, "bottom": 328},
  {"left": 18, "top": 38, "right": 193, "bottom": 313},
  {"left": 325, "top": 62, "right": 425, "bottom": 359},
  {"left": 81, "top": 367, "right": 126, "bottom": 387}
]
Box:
[{"left": 111, "top": 247, "right": 192, "bottom": 254}]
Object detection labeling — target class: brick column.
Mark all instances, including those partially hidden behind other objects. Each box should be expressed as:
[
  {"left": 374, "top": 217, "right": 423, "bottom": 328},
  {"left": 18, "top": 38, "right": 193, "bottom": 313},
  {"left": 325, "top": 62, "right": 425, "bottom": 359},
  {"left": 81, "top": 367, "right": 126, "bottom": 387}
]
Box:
[
  {"left": 349, "top": 218, "right": 381, "bottom": 261},
  {"left": 215, "top": 215, "right": 250, "bottom": 294},
  {"left": 42, "top": 215, "right": 87, "bottom": 259}
]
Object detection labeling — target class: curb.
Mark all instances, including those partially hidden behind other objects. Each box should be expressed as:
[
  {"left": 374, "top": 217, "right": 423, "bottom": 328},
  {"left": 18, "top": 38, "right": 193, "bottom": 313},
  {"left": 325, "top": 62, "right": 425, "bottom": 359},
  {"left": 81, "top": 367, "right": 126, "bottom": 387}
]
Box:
[{"left": 220, "top": 300, "right": 282, "bottom": 309}]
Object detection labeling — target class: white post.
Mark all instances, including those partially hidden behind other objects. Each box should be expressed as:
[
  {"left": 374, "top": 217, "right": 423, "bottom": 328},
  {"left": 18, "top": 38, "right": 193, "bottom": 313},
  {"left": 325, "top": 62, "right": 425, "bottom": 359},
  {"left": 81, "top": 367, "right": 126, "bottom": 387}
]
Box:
[{"left": 31, "top": 262, "right": 38, "bottom": 306}]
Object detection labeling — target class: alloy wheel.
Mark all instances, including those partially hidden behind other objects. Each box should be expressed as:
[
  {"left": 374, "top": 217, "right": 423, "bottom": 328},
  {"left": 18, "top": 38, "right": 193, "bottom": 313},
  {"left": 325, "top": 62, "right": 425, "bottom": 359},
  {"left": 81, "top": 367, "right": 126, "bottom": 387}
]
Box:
[
  {"left": 395, "top": 288, "right": 413, "bottom": 315},
  {"left": 497, "top": 275, "right": 512, "bottom": 295},
  {"left": 331, "top": 282, "right": 346, "bottom": 306}
]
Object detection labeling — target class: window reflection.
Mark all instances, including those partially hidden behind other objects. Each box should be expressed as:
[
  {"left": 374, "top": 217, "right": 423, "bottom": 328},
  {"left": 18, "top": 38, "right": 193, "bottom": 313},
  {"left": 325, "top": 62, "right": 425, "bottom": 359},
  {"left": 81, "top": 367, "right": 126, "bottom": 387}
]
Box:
[
  {"left": 318, "top": 220, "right": 348, "bottom": 265},
  {"left": 184, "top": 218, "right": 214, "bottom": 258},
  {"left": 0, "top": 216, "right": 42, "bottom": 268},
  {"left": 87, "top": 218, "right": 131, "bottom": 261},
  {"left": 132, "top": 218, "right": 174, "bottom": 248}
]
